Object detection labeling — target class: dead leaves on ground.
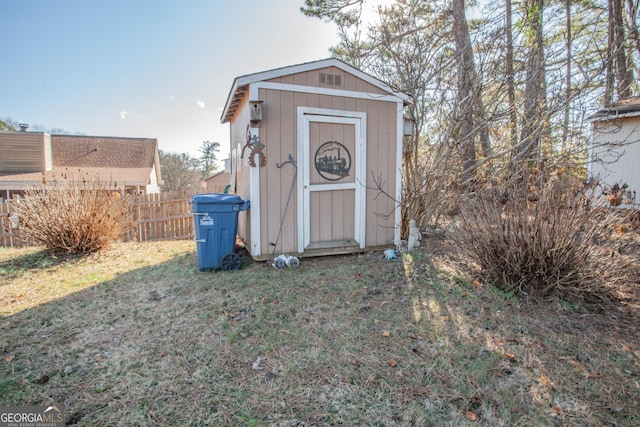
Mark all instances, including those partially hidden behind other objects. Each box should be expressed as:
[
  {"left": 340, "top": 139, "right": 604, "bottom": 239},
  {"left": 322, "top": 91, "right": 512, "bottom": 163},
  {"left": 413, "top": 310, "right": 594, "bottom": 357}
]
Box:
[
  {"left": 496, "top": 360, "right": 513, "bottom": 376},
  {"left": 494, "top": 352, "right": 517, "bottom": 376},
  {"left": 251, "top": 356, "right": 276, "bottom": 380},
  {"left": 34, "top": 374, "right": 49, "bottom": 385},
  {"left": 539, "top": 373, "right": 554, "bottom": 388},
  {"left": 466, "top": 410, "right": 479, "bottom": 421},
  {"left": 224, "top": 306, "right": 255, "bottom": 321},
  {"left": 558, "top": 356, "right": 604, "bottom": 379}
]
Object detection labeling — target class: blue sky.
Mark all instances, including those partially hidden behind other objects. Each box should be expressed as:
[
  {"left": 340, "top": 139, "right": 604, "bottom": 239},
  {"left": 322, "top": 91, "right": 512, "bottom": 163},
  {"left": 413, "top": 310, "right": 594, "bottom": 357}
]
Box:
[{"left": 0, "top": 0, "right": 343, "bottom": 160}]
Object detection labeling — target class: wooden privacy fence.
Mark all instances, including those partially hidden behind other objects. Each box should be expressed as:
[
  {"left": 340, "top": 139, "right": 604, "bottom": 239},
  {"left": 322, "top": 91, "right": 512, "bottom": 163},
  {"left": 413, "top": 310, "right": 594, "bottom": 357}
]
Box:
[
  {"left": 128, "top": 191, "right": 197, "bottom": 243},
  {"left": 0, "top": 201, "right": 39, "bottom": 248},
  {"left": 0, "top": 190, "right": 201, "bottom": 248}
]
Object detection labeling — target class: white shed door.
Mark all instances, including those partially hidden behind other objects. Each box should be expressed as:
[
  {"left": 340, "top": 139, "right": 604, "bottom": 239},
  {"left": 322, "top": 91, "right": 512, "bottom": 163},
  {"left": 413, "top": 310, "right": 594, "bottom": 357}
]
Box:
[{"left": 297, "top": 108, "right": 366, "bottom": 252}]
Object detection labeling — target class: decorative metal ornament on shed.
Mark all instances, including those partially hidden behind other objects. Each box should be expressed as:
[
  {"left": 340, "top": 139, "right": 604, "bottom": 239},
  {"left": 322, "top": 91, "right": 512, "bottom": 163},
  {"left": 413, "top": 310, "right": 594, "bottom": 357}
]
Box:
[
  {"left": 241, "top": 124, "right": 266, "bottom": 167},
  {"left": 314, "top": 141, "right": 351, "bottom": 181}
]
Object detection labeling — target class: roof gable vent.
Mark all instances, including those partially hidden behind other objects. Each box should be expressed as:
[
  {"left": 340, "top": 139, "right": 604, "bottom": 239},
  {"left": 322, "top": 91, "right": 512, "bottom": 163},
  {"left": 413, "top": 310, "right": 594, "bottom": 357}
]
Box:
[{"left": 319, "top": 72, "right": 342, "bottom": 87}]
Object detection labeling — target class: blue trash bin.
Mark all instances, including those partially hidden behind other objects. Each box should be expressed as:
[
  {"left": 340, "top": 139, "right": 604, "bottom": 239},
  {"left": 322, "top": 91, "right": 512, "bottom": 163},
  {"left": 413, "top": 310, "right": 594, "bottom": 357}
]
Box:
[{"left": 190, "top": 193, "right": 250, "bottom": 271}]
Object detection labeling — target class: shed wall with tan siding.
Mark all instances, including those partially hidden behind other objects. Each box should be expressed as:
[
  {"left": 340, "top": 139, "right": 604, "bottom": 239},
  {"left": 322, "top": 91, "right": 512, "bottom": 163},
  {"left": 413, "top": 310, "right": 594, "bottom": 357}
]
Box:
[
  {"left": 266, "top": 66, "right": 388, "bottom": 95},
  {"left": 253, "top": 89, "right": 399, "bottom": 258},
  {"left": 230, "top": 96, "right": 253, "bottom": 250}
]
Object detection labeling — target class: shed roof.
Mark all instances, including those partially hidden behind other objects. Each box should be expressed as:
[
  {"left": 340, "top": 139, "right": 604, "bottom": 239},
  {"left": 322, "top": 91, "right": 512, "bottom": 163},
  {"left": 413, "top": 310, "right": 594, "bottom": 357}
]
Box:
[
  {"left": 221, "top": 58, "right": 412, "bottom": 124},
  {"left": 588, "top": 96, "right": 640, "bottom": 121}
]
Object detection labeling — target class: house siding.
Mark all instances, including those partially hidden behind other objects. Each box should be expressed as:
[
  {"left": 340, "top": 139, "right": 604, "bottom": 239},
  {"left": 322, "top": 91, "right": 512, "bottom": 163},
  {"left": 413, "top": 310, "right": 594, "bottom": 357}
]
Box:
[
  {"left": 204, "top": 172, "right": 231, "bottom": 193},
  {"left": 147, "top": 163, "right": 161, "bottom": 194},
  {"left": 590, "top": 116, "right": 640, "bottom": 206},
  {"left": 44, "top": 134, "right": 53, "bottom": 171},
  {"left": 0, "top": 132, "right": 51, "bottom": 172}
]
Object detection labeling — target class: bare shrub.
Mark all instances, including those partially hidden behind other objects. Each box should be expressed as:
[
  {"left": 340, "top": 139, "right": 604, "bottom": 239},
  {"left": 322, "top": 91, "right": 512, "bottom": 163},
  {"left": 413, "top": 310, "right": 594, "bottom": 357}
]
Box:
[
  {"left": 600, "top": 181, "right": 636, "bottom": 207},
  {"left": 402, "top": 160, "right": 454, "bottom": 233},
  {"left": 400, "top": 136, "right": 460, "bottom": 237},
  {"left": 12, "top": 172, "right": 134, "bottom": 254},
  {"left": 452, "top": 176, "right": 634, "bottom": 305}
]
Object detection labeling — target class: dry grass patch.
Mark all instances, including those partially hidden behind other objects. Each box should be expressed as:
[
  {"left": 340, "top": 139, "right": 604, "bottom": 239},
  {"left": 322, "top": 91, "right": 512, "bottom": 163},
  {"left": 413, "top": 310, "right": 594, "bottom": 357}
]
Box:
[{"left": 0, "top": 239, "right": 638, "bottom": 426}]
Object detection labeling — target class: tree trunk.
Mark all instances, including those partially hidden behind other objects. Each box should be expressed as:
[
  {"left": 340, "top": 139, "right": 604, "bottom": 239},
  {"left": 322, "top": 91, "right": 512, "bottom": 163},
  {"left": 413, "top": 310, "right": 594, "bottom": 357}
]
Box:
[
  {"left": 627, "top": 0, "right": 640, "bottom": 59},
  {"left": 518, "top": 0, "right": 546, "bottom": 166},
  {"left": 612, "top": 0, "right": 633, "bottom": 99},
  {"left": 605, "top": 0, "right": 615, "bottom": 106},
  {"left": 453, "top": 0, "right": 477, "bottom": 182},
  {"left": 506, "top": 0, "right": 517, "bottom": 148},
  {"left": 562, "top": 0, "right": 572, "bottom": 152}
]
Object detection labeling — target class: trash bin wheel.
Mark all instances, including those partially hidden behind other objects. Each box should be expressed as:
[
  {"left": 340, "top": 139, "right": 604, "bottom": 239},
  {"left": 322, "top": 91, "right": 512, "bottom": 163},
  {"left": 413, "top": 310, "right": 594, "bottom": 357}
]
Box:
[{"left": 220, "top": 252, "right": 242, "bottom": 271}]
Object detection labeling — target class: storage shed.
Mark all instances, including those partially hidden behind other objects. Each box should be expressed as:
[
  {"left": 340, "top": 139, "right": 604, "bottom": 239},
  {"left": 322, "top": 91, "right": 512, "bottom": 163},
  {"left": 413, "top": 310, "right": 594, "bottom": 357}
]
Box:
[
  {"left": 588, "top": 96, "right": 640, "bottom": 207},
  {"left": 221, "top": 58, "right": 412, "bottom": 260}
]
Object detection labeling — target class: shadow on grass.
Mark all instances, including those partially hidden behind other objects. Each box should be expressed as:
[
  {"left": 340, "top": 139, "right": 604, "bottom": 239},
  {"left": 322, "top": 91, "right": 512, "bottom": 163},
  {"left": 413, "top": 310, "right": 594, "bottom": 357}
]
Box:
[
  {"left": 0, "top": 242, "right": 270, "bottom": 424},
  {"left": 0, "top": 239, "right": 638, "bottom": 426},
  {"left": 0, "top": 248, "right": 84, "bottom": 282},
  {"left": 406, "top": 241, "right": 640, "bottom": 426}
]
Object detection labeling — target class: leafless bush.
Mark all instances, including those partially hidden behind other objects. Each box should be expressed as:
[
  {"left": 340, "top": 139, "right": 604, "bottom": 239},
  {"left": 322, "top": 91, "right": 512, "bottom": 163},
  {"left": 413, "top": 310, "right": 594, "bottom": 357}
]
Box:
[
  {"left": 402, "top": 163, "right": 454, "bottom": 233},
  {"left": 13, "top": 172, "right": 134, "bottom": 254},
  {"left": 452, "top": 176, "right": 634, "bottom": 305},
  {"left": 401, "top": 138, "right": 460, "bottom": 237},
  {"left": 600, "top": 181, "right": 636, "bottom": 207}
]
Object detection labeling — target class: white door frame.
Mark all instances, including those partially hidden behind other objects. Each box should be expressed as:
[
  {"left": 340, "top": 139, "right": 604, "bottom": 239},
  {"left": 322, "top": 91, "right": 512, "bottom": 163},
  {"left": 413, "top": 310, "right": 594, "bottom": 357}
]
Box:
[{"left": 296, "top": 106, "right": 367, "bottom": 253}]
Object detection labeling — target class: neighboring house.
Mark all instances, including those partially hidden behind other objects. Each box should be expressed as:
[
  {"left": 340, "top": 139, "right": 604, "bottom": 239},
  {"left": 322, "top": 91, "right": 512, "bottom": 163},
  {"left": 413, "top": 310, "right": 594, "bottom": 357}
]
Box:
[
  {"left": 588, "top": 96, "right": 640, "bottom": 207},
  {"left": 0, "top": 130, "right": 162, "bottom": 199},
  {"left": 221, "top": 58, "right": 412, "bottom": 260},
  {"left": 203, "top": 169, "right": 231, "bottom": 194}
]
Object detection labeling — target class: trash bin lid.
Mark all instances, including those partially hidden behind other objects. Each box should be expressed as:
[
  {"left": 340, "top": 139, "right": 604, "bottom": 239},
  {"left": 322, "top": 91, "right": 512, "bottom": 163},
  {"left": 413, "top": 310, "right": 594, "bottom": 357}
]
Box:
[{"left": 191, "top": 193, "right": 244, "bottom": 205}]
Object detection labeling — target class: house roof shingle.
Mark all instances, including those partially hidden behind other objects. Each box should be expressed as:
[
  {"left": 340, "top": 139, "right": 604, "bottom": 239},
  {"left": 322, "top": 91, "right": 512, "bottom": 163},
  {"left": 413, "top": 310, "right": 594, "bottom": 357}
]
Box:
[
  {"left": 588, "top": 96, "right": 640, "bottom": 121},
  {"left": 0, "top": 134, "right": 159, "bottom": 190},
  {"left": 52, "top": 135, "right": 157, "bottom": 168}
]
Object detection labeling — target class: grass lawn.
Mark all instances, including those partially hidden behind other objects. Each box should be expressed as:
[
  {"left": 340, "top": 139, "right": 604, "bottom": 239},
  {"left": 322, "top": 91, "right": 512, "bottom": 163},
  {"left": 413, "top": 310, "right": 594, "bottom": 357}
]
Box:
[{"left": 0, "top": 238, "right": 638, "bottom": 426}]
